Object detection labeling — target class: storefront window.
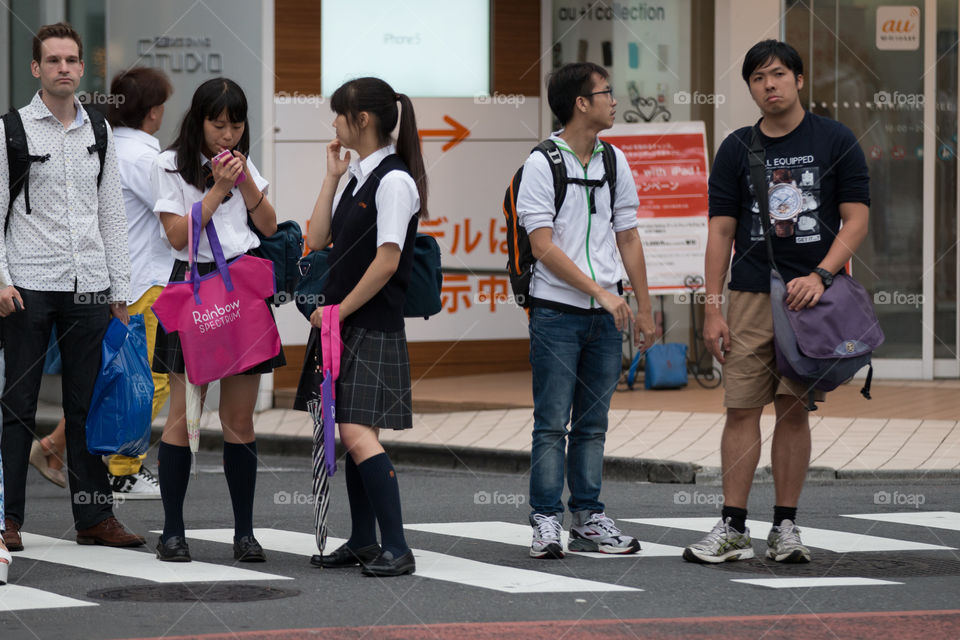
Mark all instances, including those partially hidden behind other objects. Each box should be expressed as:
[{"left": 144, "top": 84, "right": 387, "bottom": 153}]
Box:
[
  {"left": 8, "top": 0, "right": 46, "bottom": 109},
  {"left": 786, "top": 0, "right": 925, "bottom": 360},
  {"left": 934, "top": 0, "right": 957, "bottom": 361},
  {"left": 549, "top": 1, "right": 715, "bottom": 146},
  {"left": 68, "top": 0, "right": 107, "bottom": 99}
]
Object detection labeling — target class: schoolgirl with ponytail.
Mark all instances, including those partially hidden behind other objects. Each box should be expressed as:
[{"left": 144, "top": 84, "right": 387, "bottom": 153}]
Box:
[{"left": 303, "top": 77, "right": 427, "bottom": 577}]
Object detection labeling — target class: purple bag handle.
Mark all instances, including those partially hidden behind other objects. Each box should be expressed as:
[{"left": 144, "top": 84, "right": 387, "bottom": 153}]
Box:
[{"left": 190, "top": 201, "right": 235, "bottom": 304}]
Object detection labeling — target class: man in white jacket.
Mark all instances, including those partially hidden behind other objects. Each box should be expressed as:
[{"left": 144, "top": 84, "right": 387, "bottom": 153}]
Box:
[{"left": 516, "top": 62, "right": 656, "bottom": 559}]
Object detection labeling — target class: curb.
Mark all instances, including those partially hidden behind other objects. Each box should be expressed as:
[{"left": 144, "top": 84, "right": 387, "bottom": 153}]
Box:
[
  {"left": 33, "top": 417, "right": 959, "bottom": 484},
  {"left": 695, "top": 465, "right": 960, "bottom": 484},
  {"left": 149, "top": 427, "right": 700, "bottom": 484}
]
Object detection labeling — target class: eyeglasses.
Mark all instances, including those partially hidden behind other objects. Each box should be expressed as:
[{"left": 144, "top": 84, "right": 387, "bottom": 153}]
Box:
[{"left": 583, "top": 88, "right": 613, "bottom": 98}]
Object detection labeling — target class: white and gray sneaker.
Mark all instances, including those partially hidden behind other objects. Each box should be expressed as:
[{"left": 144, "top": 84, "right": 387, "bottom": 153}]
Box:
[
  {"left": 766, "top": 519, "right": 811, "bottom": 563},
  {"left": 682, "top": 517, "right": 755, "bottom": 563},
  {"left": 529, "top": 513, "right": 565, "bottom": 559},
  {"left": 110, "top": 466, "right": 161, "bottom": 500},
  {"left": 569, "top": 511, "right": 640, "bottom": 554}
]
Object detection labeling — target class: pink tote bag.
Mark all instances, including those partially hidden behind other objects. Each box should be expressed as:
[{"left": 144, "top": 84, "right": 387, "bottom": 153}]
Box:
[{"left": 152, "top": 202, "right": 281, "bottom": 384}]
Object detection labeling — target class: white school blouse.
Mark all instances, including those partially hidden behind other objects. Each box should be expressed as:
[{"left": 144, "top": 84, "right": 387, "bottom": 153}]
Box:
[
  {"left": 113, "top": 127, "right": 173, "bottom": 302},
  {"left": 153, "top": 150, "right": 269, "bottom": 263}
]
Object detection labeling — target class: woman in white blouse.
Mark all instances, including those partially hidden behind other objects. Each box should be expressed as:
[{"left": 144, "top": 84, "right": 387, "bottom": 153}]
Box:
[{"left": 152, "top": 78, "right": 283, "bottom": 563}]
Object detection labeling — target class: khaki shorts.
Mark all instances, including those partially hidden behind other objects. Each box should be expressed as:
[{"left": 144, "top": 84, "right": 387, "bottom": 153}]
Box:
[{"left": 722, "top": 289, "right": 825, "bottom": 409}]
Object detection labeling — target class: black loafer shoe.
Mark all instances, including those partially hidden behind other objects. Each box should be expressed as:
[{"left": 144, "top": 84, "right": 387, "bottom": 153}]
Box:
[
  {"left": 311, "top": 543, "right": 380, "bottom": 568},
  {"left": 156, "top": 535, "right": 191, "bottom": 562},
  {"left": 234, "top": 535, "right": 266, "bottom": 562},
  {"left": 361, "top": 549, "right": 416, "bottom": 577}
]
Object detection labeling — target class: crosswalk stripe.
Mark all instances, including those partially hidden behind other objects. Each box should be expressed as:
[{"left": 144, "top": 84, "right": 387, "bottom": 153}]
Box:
[
  {"left": 0, "top": 585, "right": 97, "bottom": 612},
  {"left": 842, "top": 511, "right": 960, "bottom": 532},
  {"left": 178, "top": 528, "right": 641, "bottom": 593},
  {"left": 731, "top": 577, "right": 903, "bottom": 589},
  {"left": 19, "top": 533, "right": 291, "bottom": 583},
  {"left": 405, "top": 521, "right": 683, "bottom": 558},
  {"left": 623, "top": 518, "right": 955, "bottom": 552}
]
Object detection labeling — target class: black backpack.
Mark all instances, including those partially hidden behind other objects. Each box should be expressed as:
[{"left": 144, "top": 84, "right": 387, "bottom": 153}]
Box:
[
  {"left": 503, "top": 139, "right": 617, "bottom": 308},
  {"left": 247, "top": 217, "right": 305, "bottom": 306},
  {"left": 3, "top": 105, "right": 108, "bottom": 232},
  {"left": 293, "top": 233, "right": 443, "bottom": 321}
]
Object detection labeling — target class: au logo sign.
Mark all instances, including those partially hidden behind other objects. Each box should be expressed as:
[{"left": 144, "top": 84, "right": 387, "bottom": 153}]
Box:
[{"left": 876, "top": 6, "right": 920, "bottom": 51}]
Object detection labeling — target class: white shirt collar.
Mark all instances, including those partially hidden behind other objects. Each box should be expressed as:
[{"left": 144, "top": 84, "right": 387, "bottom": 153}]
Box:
[
  {"left": 348, "top": 144, "right": 396, "bottom": 183},
  {"left": 28, "top": 91, "right": 85, "bottom": 129},
  {"left": 113, "top": 127, "right": 160, "bottom": 151}
]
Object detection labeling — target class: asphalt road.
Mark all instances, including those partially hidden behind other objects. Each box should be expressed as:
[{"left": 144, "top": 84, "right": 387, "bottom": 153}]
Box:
[{"left": 1, "top": 451, "right": 958, "bottom": 639}]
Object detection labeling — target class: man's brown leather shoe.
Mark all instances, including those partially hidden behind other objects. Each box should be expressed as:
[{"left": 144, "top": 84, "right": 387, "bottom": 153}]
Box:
[
  {"left": 2, "top": 519, "right": 23, "bottom": 551},
  {"left": 76, "top": 516, "right": 146, "bottom": 547}
]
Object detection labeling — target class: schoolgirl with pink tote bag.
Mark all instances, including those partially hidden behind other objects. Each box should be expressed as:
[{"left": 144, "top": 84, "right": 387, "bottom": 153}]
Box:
[{"left": 151, "top": 78, "right": 286, "bottom": 564}]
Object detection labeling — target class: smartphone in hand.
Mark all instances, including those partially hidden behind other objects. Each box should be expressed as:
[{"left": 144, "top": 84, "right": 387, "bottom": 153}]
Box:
[{"left": 212, "top": 149, "right": 246, "bottom": 186}]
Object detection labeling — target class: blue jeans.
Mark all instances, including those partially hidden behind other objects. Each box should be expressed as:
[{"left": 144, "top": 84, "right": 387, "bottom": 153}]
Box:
[{"left": 528, "top": 306, "right": 622, "bottom": 517}]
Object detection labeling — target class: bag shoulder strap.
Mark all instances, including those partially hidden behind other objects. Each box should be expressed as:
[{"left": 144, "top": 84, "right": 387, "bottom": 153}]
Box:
[
  {"left": 83, "top": 105, "right": 108, "bottom": 188},
  {"left": 3, "top": 108, "right": 51, "bottom": 221},
  {"left": 746, "top": 126, "right": 778, "bottom": 271},
  {"left": 3, "top": 109, "right": 29, "bottom": 214},
  {"left": 599, "top": 139, "right": 618, "bottom": 220},
  {"left": 532, "top": 140, "right": 567, "bottom": 220}
]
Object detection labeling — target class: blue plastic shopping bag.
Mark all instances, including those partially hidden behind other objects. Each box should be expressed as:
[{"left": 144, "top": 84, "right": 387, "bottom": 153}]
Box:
[{"left": 86, "top": 315, "right": 155, "bottom": 456}]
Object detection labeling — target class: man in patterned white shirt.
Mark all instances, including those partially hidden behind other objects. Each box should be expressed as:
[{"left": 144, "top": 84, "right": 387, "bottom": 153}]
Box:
[{"left": 0, "top": 22, "right": 145, "bottom": 550}]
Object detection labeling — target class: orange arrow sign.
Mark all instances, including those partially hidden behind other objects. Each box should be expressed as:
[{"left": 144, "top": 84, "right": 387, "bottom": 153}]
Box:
[{"left": 419, "top": 115, "right": 470, "bottom": 152}]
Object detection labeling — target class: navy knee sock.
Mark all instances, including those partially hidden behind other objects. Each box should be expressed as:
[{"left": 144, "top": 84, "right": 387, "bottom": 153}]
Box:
[
  {"left": 345, "top": 455, "right": 378, "bottom": 549},
  {"left": 223, "top": 441, "right": 258, "bottom": 539},
  {"left": 356, "top": 453, "right": 408, "bottom": 557},
  {"left": 158, "top": 442, "right": 191, "bottom": 542}
]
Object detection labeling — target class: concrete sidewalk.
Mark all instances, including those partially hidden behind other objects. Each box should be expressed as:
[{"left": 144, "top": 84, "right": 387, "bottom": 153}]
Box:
[{"left": 36, "top": 372, "right": 960, "bottom": 483}]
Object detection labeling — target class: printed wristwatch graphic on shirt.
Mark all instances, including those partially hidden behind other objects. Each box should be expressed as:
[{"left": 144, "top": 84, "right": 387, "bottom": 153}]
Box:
[{"left": 749, "top": 162, "right": 821, "bottom": 244}]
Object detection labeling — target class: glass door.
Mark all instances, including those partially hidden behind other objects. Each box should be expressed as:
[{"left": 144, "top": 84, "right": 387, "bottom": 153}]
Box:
[
  {"left": 933, "top": 0, "right": 958, "bottom": 376},
  {"left": 785, "top": 0, "right": 958, "bottom": 378}
]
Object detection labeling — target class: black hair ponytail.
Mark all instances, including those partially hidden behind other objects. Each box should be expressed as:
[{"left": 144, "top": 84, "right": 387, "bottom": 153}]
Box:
[
  {"left": 394, "top": 93, "right": 428, "bottom": 220},
  {"left": 330, "top": 78, "right": 429, "bottom": 219}
]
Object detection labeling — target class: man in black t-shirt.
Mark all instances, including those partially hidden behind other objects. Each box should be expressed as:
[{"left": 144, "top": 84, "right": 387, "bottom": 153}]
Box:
[{"left": 682, "top": 41, "right": 870, "bottom": 565}]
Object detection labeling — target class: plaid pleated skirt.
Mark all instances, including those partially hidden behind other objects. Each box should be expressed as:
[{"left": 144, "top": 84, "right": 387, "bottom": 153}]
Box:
[
  {"left": 153, "top": 257, "right": 287, "bottom": 376},
  {"left": 336, "top": 325, "right": 412, "bottom": 430}
]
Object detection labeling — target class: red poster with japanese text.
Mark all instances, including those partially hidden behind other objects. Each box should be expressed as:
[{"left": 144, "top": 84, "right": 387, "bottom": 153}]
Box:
[{"left": 603, "top": 122, "right": 710, "bottom": 295}]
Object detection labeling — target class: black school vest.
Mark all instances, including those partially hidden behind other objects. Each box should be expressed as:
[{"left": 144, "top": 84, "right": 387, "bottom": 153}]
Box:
[{"left": 323, "top": 154, "right": 418, "bottom": 332}]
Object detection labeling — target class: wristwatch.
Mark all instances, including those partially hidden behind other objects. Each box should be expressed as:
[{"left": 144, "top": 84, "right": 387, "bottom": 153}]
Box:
[{"left": 813, "top": 267, "right": 834, "bottom": 288}]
